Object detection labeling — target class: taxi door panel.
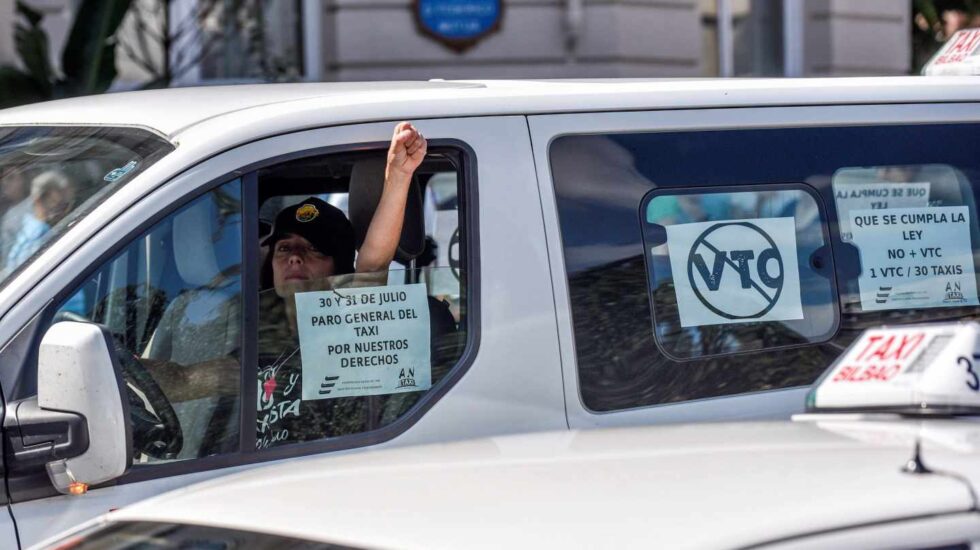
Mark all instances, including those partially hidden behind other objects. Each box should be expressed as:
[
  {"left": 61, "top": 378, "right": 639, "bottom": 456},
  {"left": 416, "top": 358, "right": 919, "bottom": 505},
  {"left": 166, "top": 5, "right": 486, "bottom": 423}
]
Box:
[
  {"left": 527, "top": 103, "right": 980, "bottom": 429},
  {"left": 7, "top": 116, "right": 565, "bottom": 547}
]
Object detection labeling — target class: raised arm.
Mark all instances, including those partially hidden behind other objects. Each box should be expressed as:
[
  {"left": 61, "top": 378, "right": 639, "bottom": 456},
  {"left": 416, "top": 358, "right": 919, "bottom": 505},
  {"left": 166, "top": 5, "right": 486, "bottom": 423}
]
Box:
[{"left": 355, "top": 122, "right": 427, "bottom": 273}]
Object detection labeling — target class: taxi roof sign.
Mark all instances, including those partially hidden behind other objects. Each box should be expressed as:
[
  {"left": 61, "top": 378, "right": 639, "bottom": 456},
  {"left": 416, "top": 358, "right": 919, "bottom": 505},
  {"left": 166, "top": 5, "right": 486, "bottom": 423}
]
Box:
[
  {"left": 807, "top": 323, "right": 980, "bottom": 415},
  {"left": 923, "top": 28, "right": 980, "bottom": 76}
]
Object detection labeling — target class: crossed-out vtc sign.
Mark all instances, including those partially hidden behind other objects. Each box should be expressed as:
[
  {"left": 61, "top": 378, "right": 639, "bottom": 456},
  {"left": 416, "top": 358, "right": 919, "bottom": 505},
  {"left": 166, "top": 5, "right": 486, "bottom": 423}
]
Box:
[{"left": 665, "top": 217, "right": 804, "bottom": 327}]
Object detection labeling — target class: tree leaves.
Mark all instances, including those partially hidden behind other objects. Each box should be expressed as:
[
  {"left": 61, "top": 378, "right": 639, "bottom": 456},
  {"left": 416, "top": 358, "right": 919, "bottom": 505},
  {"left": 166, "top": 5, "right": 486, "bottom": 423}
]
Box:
[
  {"left": 0, "top": 66, "right": 45, "bottom": 109},
  {"left": 13, "top": 1, "right": 53, "bottom": 97},
  {"left": 0, "top": 0, "right": 134, "bottom": 107},
  {"left": 60, "top": 0, "right": 133, "bottom": 97}
]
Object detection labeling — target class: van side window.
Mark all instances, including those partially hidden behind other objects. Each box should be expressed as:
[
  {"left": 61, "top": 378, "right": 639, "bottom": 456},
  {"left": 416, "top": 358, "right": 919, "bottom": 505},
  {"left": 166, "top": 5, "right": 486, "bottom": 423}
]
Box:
[
  {"left": 641, "top": 187, "right": 837, "bottom": 360},
  {"left": 550, "top": 124, "right": 980, "bottom": 412},
  {"left": 254, "top": 151, "right": 467, "bottom": 449},
  {"left": 54, "top": 180, "right": 243, "bottom": 463}
]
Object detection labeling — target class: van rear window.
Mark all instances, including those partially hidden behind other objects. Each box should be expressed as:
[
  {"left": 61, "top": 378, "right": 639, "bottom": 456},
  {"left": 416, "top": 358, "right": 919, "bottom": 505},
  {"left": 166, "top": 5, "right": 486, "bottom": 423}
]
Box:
[{"left": 549, "top": 123, "right": 980, "bottom": 412}]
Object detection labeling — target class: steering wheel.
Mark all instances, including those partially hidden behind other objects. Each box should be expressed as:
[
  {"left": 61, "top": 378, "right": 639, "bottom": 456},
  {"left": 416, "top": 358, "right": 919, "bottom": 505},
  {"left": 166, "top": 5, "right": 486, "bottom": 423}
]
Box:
[{"left": 110, "top": 339, "right": 184, "bottom": 460}]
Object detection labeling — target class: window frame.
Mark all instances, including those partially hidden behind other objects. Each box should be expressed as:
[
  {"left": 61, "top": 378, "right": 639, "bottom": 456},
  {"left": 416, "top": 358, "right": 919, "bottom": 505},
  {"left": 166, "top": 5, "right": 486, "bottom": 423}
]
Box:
[
  {"left": 638, "top": 182, "right": 840, "bottom": 362},
  {"left": 4, "top": 134, "right": 481, "bottom": 497}
]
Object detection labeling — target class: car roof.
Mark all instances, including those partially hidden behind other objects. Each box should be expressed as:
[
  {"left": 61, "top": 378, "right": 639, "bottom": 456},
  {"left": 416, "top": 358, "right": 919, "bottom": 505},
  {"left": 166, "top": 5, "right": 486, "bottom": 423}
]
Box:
[
  {"left": 2, "top": 77, "right": 980, "bottom": 141},
  {"left": 109, "top": 419, "right": 980, "bottom": 549}
]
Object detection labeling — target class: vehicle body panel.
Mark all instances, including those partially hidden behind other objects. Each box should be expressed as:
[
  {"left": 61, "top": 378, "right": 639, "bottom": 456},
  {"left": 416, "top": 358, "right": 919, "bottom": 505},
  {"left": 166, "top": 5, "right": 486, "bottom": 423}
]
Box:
[
  {"left": 5, "top": 116, "right": 566, "bottom": 545},
  {"left": 527, "top": 102, "right": 980, "bottom": 427},
  {"left": 99, "top": 420, "right": 980, "bottom": 550},
  {"left": 2, "top": 77, "right": 980, "bottom": 546}
]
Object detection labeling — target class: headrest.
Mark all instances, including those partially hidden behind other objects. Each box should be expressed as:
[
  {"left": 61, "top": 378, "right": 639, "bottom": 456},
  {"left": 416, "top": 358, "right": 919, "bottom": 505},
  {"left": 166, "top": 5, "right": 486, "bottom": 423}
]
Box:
[
  {"left": 348, "top": 156, "right": 425, "bottom": 264},
  {"left": 173, "top": 196, "right": 240, "bottom": 288}
]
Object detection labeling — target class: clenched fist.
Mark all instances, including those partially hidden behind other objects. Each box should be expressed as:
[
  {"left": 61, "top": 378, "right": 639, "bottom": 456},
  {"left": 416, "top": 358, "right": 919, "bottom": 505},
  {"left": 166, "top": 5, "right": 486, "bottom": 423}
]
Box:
[{"left": 386, "top": 121, "right": 427, "bottom": 180}]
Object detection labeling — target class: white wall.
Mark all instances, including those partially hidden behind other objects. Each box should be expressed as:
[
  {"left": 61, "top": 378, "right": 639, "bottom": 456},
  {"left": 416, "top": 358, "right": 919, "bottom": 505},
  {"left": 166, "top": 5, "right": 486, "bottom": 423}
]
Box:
[
  {"left": 804, "top": 0, "right": 910, "bottom": 75},
  {"left": 323, "top": 0, "right": 703, "bottom": 81},
  {"left": 0, "top": 0, "right": 15, "bottom": 67},
  {"left": 4, "top": 0, "right": 915, "bottom": 86}
]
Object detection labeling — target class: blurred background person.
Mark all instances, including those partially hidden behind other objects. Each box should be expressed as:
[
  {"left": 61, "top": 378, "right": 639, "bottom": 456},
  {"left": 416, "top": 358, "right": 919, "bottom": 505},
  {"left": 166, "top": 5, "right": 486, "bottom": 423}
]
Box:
[{"left": 5, "top": 169, "right": 75, "bottom": 270}]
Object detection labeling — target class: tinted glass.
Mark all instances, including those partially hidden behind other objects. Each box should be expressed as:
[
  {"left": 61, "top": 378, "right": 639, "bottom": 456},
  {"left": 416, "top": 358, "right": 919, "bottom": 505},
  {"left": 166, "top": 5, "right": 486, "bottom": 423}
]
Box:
[
  {"left": 0, "top": 126, "right": 173, "bottom": 287},
  {"left": 255, "top": 152, "right": 468, "bottom": 449},
  {"left": 642, "top": 186, "right": 837, "bottom": 359},
  {"left": 550, "top": 124, "right": 980, "bottom": 412},
  {"left": 62, "top": 520, "right": 354, "bottom": 549},
  {"left": 256, "top": 268, "right": 465, "bottom": 449},
  {"left": 55, "top": 180, "right": 242, "bottom": 463}
]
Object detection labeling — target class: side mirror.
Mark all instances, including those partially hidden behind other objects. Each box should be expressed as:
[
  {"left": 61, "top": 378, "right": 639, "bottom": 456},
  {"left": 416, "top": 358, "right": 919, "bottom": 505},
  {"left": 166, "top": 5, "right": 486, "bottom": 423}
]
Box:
[{"left": 36, "top": 322, "right": 131, "bottom": 494}]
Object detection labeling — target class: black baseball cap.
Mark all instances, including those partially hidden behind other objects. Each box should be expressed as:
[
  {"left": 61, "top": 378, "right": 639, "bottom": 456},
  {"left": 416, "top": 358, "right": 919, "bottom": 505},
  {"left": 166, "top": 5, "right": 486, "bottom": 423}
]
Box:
[{"left": 262, "top": 197, "right": 356, "bottom": 274}]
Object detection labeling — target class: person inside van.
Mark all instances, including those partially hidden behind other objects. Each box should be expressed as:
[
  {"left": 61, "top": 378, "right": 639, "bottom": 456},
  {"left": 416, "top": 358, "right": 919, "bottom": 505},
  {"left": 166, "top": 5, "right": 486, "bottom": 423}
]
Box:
[
  {"left": 255, "top": 121, "right": 427, "bottom": 448},
  {"left": 266, "top": 121, "right": 427, "bottom": 295},
  {"left": 5, "top": 169, "right": 75, "bottom": 270},
  {"left": 135, "top": 122, "right": 425, "bottom": 456}
]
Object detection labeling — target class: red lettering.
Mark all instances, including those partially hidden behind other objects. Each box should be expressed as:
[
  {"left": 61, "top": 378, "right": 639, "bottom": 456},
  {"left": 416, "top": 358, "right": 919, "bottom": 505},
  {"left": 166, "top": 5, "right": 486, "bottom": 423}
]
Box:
[
  {"left": 854, "top": 335, "right": 883, "bottom": 361},
  {"left": 869, "top": 335, "right": 896, "bottom": 361},
  {"left": 832, "top": 363, "right": 901, "bottom": 383},
  {"left": 833, "top": 365, "right": 857, "bottom": 382},
  {"left": 950, "top": 30, "right": 980, "bottom": 54},
  {"left": 894, "top": 333, "right": 925, "bottom": 360}
]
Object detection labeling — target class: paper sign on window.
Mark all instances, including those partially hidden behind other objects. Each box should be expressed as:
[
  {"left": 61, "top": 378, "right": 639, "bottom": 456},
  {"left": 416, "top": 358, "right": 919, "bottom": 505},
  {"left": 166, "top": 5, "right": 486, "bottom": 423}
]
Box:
[
  {"left": 850, "top": 206, "right": 979, "bottom": 311},
  {"left": 833, "top": 182, "right": 930, "bottom": 241},
  {"left": 295, "top": 284, "right": 431, "bottom": 400},
  {"left": 665, "top": 217, "right": 804, "bottom": 327}
]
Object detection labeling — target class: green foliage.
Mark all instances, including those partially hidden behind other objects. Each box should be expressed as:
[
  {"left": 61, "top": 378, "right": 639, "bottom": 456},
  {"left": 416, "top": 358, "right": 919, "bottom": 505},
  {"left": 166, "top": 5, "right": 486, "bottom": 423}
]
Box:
[
  {"left": 60, "top": 0, "right": 133, "bottom": 97},
  {"left": 13, "top": 1, "right": 53, "bottom": 97},
  {"left": 0, "top": 66, "right": 45, "bottom": 108},
  {"left": 0, "top": 0, "right": 133, "bottom": 109}
]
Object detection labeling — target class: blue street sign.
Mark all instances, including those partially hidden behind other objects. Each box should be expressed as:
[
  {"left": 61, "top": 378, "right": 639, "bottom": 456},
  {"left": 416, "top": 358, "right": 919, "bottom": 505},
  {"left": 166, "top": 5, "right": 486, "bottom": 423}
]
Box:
[{"left": 415, "top": 0, "right": 503, "bottom": 52}]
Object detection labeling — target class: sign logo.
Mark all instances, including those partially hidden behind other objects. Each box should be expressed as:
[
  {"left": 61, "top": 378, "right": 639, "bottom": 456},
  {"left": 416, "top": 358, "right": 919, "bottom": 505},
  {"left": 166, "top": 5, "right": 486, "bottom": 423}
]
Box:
[
  {"left": 103, "top": 160, "right": 139, "bottom": 183},
  {"left": 664, "top": 216, "right": 804, "bottom": 328},
  {"left": 296, "top": 204, "right": 320, "bottom": 223},
  {"left": 318, "top": 375, "right": 339, "bottom": 396},
  {"left": 398, "top": 368, "right": 417, "bottom": 388},
  {"left": 944, "top": 281, "right": 967, "bottom": 304},
  {"left": 414, "top": 0, "right": 503, "bottom": 53},
  {"left": 687, "top": 222, "right": 784, "bottom": 320}
]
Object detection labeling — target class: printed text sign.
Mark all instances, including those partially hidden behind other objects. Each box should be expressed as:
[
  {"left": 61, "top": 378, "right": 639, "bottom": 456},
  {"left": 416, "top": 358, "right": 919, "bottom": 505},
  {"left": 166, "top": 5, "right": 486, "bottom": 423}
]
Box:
[
  {"left": 833, "top": 182, "right": 930, "bottom": 241},
  {"left": 295, "top": 284, "right": 431, "bottom": 400},
  {"left": 666, "top": 217, "right": 804, "bottom": 327},
  {"left": 850, "top": 206, "right": 978, "bottom": 311}
]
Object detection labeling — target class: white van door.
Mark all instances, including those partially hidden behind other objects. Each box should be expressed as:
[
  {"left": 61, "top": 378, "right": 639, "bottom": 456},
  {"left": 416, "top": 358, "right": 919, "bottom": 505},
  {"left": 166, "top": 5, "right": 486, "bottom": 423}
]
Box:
[
  {"left": 5, "top": 116, "right": 564, "bottom": 547},
  {"left": 528, "top": 103, "right": 980, "bottom": 429}
]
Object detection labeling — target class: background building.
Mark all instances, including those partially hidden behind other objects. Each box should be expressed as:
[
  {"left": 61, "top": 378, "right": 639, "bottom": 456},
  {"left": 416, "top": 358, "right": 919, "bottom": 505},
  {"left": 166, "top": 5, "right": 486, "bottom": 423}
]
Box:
[{"left": 0, "top": 0, "right": 926, "bottom": 93}]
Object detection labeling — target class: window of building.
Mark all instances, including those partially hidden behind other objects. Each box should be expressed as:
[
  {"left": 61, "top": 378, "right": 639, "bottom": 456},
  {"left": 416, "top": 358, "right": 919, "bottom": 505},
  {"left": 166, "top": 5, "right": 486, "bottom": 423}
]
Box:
[{"left": 549, "top": 123, "right": 980, "bottom": 412}]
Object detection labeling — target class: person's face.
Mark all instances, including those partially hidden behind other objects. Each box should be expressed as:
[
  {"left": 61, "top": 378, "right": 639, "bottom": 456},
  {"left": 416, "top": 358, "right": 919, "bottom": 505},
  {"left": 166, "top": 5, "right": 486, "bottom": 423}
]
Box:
[
  {"left": 272, "top": 233, "right": 335, "bottom": 297},
  {"left": 36, "top": 188, "right": 73, "bottom": 225}
]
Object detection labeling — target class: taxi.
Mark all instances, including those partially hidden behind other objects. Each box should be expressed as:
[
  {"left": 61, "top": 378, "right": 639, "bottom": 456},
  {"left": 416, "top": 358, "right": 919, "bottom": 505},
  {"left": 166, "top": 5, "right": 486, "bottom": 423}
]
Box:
[
  {"left": 34, "top": 323, "right": 980, "bottom": 549},
  {"left": 2, "top": 76, "right": 980, "bottom": 547}
]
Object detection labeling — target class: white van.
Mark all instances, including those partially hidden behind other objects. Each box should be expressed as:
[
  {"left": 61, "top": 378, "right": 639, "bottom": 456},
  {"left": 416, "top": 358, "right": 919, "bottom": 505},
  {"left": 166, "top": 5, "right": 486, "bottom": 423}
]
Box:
[{"left": 1, "top": 77, "right": 980, "bottom": 547}]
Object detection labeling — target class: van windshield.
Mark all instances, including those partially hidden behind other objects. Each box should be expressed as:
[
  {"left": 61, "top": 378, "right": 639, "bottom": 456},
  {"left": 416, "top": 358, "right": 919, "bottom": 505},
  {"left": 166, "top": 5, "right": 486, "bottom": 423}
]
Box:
[{"left": 0, "top": 126, "right": 173, "bottom": 290}]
